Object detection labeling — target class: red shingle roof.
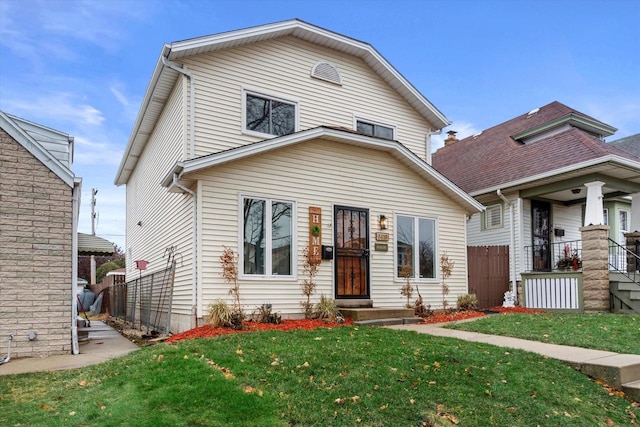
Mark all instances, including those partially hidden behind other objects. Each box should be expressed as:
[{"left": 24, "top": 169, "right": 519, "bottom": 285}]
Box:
[{"left": 432, "top": 101, "right": 635, "bottom": 194}]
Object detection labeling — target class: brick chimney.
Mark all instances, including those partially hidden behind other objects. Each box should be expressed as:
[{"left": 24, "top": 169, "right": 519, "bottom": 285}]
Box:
[{"left": 444, "top": 130, "right": 458, "bottom": 146}]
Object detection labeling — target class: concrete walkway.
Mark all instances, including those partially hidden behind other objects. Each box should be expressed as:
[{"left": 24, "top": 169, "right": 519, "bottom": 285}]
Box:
[
  {"left": 386, "top": 322, "right": 640, "bottom": 402},
  {"left": 0, "top": 321, "right": 139, "bottom": 376}
]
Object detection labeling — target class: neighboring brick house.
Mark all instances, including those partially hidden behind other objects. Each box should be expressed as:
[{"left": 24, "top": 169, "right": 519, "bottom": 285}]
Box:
[{"left": 0, "top": 111, "right": 82, "bottom": 358}]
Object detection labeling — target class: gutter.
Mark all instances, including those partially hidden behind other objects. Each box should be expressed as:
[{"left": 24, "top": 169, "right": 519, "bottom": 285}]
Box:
[
  {"left": 161, "top": 55, "right": 195, "bottom": 159},
  {"left": 497, "top": 189, "right": 517, "bottom": 304},
  {"left": 171, "top": 173, "right": 198, "bottom": 325}
]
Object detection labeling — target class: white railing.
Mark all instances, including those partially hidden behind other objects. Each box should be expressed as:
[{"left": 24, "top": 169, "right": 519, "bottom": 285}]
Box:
[{"left": 523, "top": 273, "right": 581, "bottom": 310}]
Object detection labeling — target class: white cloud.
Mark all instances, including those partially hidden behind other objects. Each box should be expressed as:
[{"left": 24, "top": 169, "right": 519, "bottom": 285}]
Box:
[
  {"left": 3, "top": 92, "right": 105, "bottom": 127},
  {"left": 110, "top": 86, "right": 129, "bottom": 107},
  {"left": 431, "top": 120, "right": 481, "bottom": 152}
]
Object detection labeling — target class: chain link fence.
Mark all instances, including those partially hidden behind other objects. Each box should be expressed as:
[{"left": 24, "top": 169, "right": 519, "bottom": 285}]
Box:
[{"left": 108, "top": 263, "right": 175, "bottom": 335}]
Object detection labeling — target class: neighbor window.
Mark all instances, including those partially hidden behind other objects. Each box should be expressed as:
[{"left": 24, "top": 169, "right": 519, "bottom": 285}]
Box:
[
  {"left": 356, "top": 119, "right": 394, "bottom": 140},
  {"left": 483, "top": 204, "right": 503, "bottom": 230},
  {"left": 242, "top": 197, "right": 294, "bottom": 277},
  {"left": 396, "top": 215, "right": 436, "bottom": 279},
  {"left": 245, "top": 92, "right": 296, "bottom": 136}
]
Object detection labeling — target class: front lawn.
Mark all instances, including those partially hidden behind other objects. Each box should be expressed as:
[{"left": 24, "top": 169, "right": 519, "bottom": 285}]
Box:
[
  {"left": 446, "top": 312, "right": 640, "bottom": 355},
  {"left": 1, "top": 326, "right": 637, "bottom": 426}
]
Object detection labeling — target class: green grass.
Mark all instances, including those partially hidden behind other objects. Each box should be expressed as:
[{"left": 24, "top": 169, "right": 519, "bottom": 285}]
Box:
[
  {"left": 1, "top": 327, "right": 637, "bottom": 426},
  {"left": 446, "top": 312, "right": 640, "bottom": 355}
]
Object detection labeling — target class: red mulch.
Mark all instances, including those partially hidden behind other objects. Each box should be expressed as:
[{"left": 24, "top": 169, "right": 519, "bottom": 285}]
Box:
[
  {"left": 166, "top": 306, "right": 545, "bottom": 343},
  {"left": 166, "top": 318, "right": 354, "bottom": 343}
]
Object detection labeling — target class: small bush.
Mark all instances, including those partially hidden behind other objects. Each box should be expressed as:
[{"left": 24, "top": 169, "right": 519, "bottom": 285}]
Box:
[
  {"left": 457, "top": 294, "right": 478, "bottom": 311},
  {"left": 253, "top": 303, "right": 281, "bottom": 324},
  {"left": 314, "top": 295, "right": 342, "bottom": 323},
  {"left": 207, "top": 300, "right": 232, "bottom": 327},
  {"left": 229, "top": 311, "right": 244, "bottom": 330}
]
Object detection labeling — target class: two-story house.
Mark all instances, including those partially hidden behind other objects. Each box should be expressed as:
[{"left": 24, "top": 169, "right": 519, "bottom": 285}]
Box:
[{"left": 115, "top": 19, "right": 483, "bottom": 333}]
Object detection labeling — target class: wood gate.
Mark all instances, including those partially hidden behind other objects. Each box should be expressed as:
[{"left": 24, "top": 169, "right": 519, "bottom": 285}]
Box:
[{"left": 467, "top": 245, "right": 510, "bottom": 309}]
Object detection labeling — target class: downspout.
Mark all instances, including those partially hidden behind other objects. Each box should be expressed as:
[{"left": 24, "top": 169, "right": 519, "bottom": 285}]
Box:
[
  {"left": 71, "top": 179, "right": 82, "bottom": 355},
  {"left": 497, "top": 189, "right": 517, "bottom": 303},
  {"left": 425, "top": 129, "right": 442, "bottom": 165},
  {"left": 172, "top": 173, "right": 198, "bottom": 325},
  {"left": 161, "top": 55, "right": 195, "bottom": 160}
]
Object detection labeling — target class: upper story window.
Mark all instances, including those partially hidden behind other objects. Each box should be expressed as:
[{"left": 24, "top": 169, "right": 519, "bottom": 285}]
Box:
[
  {"left": 483, "top": 204, "right": 503, "bottom": 230},
  {"left": 245, "top": 91, "right": 297, "bottom": 137},
  {"left": 356, "top": 119, "right": 395, "bottom": 140}
]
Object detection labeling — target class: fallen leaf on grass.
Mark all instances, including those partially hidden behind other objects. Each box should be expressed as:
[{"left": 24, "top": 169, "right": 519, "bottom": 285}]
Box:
[
  {"left": 78, "top": 380, "right": 87, "bottom": 387},
  {"left": 351, "top": 395, "right": 360, "bottom": 402},
  {"left": 605, "top": 419, "right": 614, "bottom": 426},
  {"left": 334, "top": 398, "right": 345, "bottom": 404},
  {"left": 69, "top": 411, "right": 76, "bottom": 416},
  {"left": 40, "top": 404, "right": 53, "bottom": 410},
  {"left": 379, "top": 404, "right": 389, "bottom": 410}
]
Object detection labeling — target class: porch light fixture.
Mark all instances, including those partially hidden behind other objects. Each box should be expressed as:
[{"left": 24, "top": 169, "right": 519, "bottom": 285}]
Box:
[
  {"left": 571, "top": 188, "right": 581, "bottom": 194},
  {"left": 379, "top": 215, "right": 387, "bottom": 230}
]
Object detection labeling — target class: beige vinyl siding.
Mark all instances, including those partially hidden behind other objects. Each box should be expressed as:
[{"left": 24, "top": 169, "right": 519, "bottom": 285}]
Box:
[
  {"left": 189, "top": 139, "right": 468, "bottom": 320},
  {"left": 125, "top": 80, "right": 195, "bottom": 324},
  {"left": 182, "top": 36, "right": 434, "bottom": 161}
]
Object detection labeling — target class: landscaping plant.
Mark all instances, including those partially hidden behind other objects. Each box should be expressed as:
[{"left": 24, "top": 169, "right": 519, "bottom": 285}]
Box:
[
  {"left": 220, "top": 246, "right": 244, "bottom": 329},
  {"left": 456, "top": 293, "right": 478, "bottom": 311},
  {"left": 440, "top": 251, "right": 454, "bottom": 311},
  {"left": 206, "top": 299, "right": 232, "bottom": 328},
  {"left": 300, "top": 246, "right": 319, "bottom": 319},
  {"left": 314, "top": 294, "right": 342, "bottom": 322},
  {"left": 398, "top": 252, "right": 413, "bottom": 309}
]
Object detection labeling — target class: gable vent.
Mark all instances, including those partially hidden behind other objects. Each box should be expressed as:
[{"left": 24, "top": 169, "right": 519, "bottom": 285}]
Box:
[{"left": 311, "top": 61, "right": 342, "bottom": 85}]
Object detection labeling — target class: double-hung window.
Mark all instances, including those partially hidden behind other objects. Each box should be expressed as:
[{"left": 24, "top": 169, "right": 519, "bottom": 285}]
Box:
[
  {"left": 396, "top": 215, "right": 436, "bottom": 279},
  {"left": 356, "top": 119, "right": 395, "bottom": 140},
  {"left": 242, "top": 196, "right": 294, "bottom": 277},
  {"left": 245, "top": 92, "right": 296, "bottom": 137}
]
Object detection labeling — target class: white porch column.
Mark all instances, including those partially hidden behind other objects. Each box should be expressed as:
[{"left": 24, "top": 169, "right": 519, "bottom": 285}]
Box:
[
  {"left": 584, "top": 181, "right": 605, "bottom": 226},
  {"left": 631, "top": 192, "right": 640, "bottom": 233}
]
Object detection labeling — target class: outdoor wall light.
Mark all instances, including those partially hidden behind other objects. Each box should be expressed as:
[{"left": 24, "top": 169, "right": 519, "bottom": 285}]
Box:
[
  {"left": 137, "top": 221, "right": 143, "bottom": 226},
  {"left": 379, "top": 215, "right": 387, "bottom": 230}
]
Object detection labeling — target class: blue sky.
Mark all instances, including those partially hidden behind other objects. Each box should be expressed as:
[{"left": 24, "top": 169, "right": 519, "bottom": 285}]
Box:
[{"left": 1, "top": 0, "right": 638, "bottom": 250}]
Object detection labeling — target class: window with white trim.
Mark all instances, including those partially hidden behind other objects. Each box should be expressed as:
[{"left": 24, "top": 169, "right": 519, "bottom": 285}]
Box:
[
  {"left": 245, "top": 92, "right": 296, "bottom": 137},
  {"left": 242, "top": 197, "right": 294, "bottom": 277},
  {"left": 603, "top": 208, "right": 609, "bottom": 225},
  {"left": 483, "top": 204, "right": 503, "bottom": 230},
  {"left": 396, "top": 215, "right": 436, "bottom": 279},
  {"left": 356, "top": 119, "right": 394, "bottom": 140}
]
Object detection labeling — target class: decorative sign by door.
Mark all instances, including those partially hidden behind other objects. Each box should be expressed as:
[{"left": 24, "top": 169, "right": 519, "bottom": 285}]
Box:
[{"left": 309, "top": 206, "right": 322, "bottom": 263}]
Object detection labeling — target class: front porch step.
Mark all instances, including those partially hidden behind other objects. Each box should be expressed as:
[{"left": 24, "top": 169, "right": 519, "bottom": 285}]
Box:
[
  {"left": 340, "top": 307, "right": 414, "bottom": 321},
  {"left": 336, "top": 299, "right": 373, "bottom": 308}
]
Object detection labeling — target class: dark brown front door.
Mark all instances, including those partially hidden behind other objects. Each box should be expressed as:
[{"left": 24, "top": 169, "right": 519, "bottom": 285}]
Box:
[
  {"left": 334, "top": 206, "right": 369, "bottom": 298},
  {"left": 532, "top": 200, "right": 551, "bottom": 271}
]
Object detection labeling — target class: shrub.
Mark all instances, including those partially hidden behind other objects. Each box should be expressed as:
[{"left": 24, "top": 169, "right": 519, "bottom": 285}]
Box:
[
  {"left": 301, "top": 246, "right": 320, "bottom": 318},
  {"left": 207, "top": 300, "right": 231, "bottom": 327},
  {"left": 314, "top": 294, "right": 342, "bottom": 323},
  {"left": 457, "top": 294, "right": 478, "bottom": 311},
  {"left": 253, "top": 303, "right": 281, "bottom": 324}
]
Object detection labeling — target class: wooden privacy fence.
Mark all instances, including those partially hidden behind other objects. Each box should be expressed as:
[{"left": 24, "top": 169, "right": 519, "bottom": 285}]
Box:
[{"left": 467, "top": 245, "right": 510, "bottom": 309}]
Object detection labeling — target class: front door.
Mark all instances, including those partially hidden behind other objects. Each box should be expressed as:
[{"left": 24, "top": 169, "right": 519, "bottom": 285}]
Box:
[
  {"left": 334, "top": 206, "right": 370, "bottom": 298},
  {"left": 532, "top": 200, "right": 551, "bottom": 271}
]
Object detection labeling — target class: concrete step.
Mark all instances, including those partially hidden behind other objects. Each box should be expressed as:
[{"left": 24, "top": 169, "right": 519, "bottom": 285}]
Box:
[
  {"left": 336, "top": 299, "right": 373, "bottom": 308},
  {"left": 630, "top": 291, "right": 640, "bottom": 300},
  {"left": 622, "top": 379, "right": 640, "bottom": 402},
  {"left": 353, "top": 317, "right": 423, "bottom": 327},
  {"left": 340, "top": 307, "right": 414, "bottom": 321},
  {"left": 617, "top": 282, "right": 640, "bottom": 291}
]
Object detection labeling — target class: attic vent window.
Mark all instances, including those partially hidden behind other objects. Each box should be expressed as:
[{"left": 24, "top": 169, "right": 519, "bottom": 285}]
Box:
[{"left": 311, "top": 61, "right": 342, "bottom": 85}]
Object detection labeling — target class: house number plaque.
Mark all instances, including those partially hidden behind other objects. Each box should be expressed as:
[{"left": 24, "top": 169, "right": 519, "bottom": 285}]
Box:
[{"left": 375, "top": 232, "right": 389, "bottom": 241}]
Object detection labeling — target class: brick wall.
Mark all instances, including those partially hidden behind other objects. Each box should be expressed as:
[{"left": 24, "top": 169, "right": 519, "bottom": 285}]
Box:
[{"left": 0, "top": 128, "right": 74, "bottom": 358}]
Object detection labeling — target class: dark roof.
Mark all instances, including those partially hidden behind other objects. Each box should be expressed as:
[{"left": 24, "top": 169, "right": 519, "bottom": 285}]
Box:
[
  {"left": 610, "top": 133, "right": 640, "bottom": 157},
  {"left": 432, "top": 101, "right": 636, "bottom": 194}
]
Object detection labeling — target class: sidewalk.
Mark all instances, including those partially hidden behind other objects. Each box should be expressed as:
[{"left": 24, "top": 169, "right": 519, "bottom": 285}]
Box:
[
  {"left": 386, "top": 322, "right": 640, "bottom": 401},
  {"left": 0, "top": 321, "right": 139, "bottom": 376}
]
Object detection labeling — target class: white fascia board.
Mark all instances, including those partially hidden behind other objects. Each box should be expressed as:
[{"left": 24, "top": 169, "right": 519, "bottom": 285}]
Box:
[
  {"left": 115, "top": 46, "right": 172, "bottom": 186},
  {"left": 171, "top": 127, "right": 482, "bottom": 214},
  {"left": 469, "top": 155, "right": 640, "bottom": 197},
  {"left": 0, "top": 112, "right": 75, "bottom": 187}
]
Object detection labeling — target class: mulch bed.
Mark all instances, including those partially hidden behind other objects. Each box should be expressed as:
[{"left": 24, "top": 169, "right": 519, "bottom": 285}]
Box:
[
  {"left": 165, "top": 306, "right": 545, "bottom": 343},
  {"left": 166, "top": 318, "right": 354, "bottom": 343}
]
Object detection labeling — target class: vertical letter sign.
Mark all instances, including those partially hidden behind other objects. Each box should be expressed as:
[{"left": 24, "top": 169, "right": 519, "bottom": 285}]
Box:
[{"left": 309, "top": 206, "right": 322, "bottom": 264}]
